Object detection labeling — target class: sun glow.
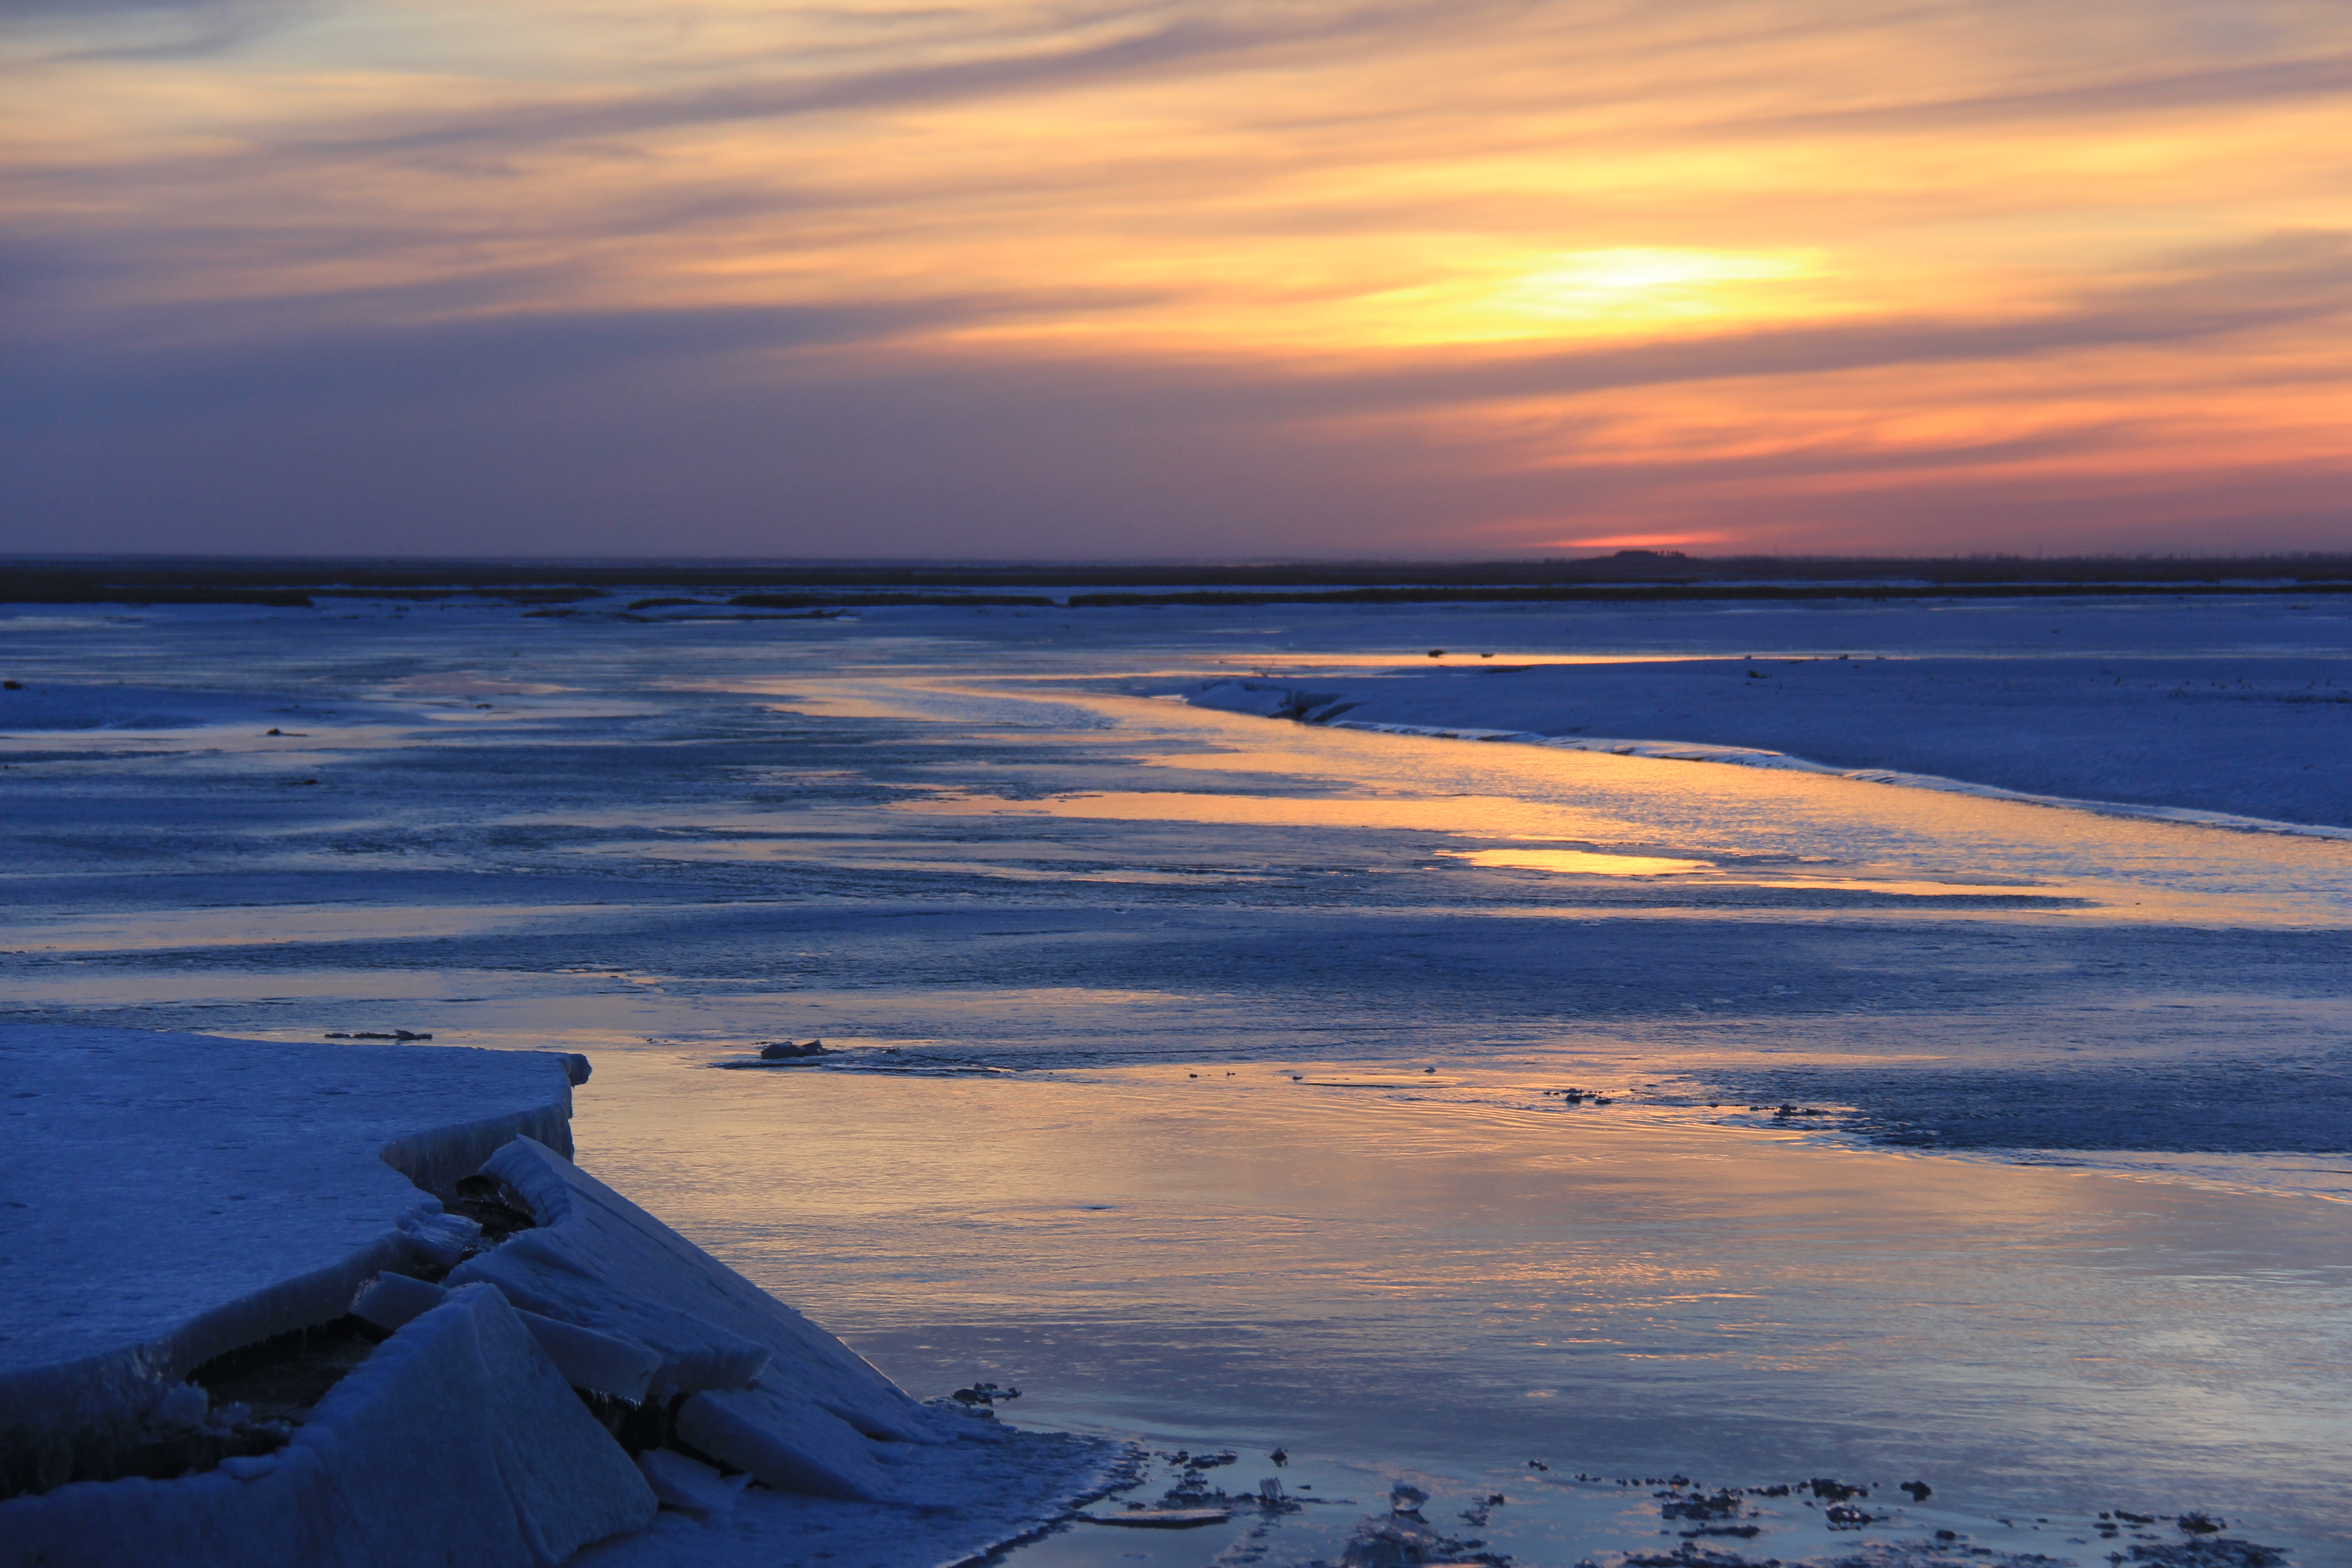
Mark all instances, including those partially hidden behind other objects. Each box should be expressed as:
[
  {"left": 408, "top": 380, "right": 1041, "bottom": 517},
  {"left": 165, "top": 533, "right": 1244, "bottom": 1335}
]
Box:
[
  {"left": 8, "top": 0, "right": 2352, "bottom": 555},
  {"left": 1496, "top": 249, "right": 1817, "bottom": 318},
  {"left": 1327, "top": 247, "right": 1838, "bottom": 346}
]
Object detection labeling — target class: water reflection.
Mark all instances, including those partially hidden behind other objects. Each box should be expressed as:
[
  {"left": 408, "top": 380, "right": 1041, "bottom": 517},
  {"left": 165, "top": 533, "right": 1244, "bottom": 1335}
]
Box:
[
  {"left": 1450, "top": 848, "right": 1716, "bottom": 876},
  {"left": 574, "top": 1054, "right": 2352, "bottom": 1556}
]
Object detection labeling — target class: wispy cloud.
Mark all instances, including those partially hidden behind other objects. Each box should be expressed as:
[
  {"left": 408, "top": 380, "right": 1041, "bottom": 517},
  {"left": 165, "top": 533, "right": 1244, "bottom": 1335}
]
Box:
[
  {"left": 1, "top": 0, "right": 313, "bottom": 60},
  {"left": 6, "top": 0, "right": 2351, "bottom": 554}
]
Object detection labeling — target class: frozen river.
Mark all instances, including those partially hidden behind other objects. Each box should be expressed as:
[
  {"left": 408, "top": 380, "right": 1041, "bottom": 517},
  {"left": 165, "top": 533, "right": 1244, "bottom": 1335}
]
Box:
[{"left": 4, "top": 593, "right": 2348, "bottom": 1564}]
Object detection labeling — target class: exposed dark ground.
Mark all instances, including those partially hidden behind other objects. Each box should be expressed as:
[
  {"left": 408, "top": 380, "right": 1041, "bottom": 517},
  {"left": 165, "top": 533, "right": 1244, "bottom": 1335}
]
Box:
[{"left": 5, "top": 551, "right": 2351, "bottom": 608}]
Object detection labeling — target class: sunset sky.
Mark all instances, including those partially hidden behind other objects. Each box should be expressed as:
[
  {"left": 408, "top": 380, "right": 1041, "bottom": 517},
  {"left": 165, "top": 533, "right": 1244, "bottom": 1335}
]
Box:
[{"left": 5, "top": 0, "right": 2348, "bottom": 559}]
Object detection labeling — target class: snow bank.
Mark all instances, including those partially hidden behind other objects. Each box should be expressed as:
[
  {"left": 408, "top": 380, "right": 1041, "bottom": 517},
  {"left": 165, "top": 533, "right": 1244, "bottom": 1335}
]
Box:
[{"left": 1183, "top": 657, "right": 2352, "bottom": 831}]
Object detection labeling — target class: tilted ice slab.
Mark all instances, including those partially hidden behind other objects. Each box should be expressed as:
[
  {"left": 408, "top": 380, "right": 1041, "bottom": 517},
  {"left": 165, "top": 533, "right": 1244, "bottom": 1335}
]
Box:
[
  {"left": 0, "top": 1024, "right": 584, "bottom": 1443},
  {"left": 447, "top": 1137, "right": 987, "bottom": 1502}
]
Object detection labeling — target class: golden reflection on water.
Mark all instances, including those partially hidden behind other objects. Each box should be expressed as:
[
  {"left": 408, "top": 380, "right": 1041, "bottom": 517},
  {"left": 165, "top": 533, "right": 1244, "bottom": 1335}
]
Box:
[
  {"left": 1449, "top": 848, "right": 2057, "bottom": 897},
  {"left": 1077, "top": 696, "right": 2352, "bottom": 926},
  {"left": 608, "top": 671, "right": 2350, "bottom": 929},
  {"left": 571, "top": 1052, "right": 2352, "bottom": 1494},
  {"left": 1448, "top": 848, "right": 1715, "bottom": 877},
  {"left": 899, "top": 789, "right": 1657, "bottom": 841}
]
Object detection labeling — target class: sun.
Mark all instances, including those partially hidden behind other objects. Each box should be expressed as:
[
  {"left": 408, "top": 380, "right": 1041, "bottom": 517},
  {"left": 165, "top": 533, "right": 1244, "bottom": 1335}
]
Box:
[
  {"left": 1489, "top": 247, "right": 1817, "bottom": 323},
  {"left": 1324, "top": 246, "right": 1830, "bottom": 347}
]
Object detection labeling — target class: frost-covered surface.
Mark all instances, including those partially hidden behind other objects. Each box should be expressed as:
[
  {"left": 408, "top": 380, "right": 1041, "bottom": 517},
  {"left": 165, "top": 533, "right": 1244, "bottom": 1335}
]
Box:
[
  {"left": 1183, "top": 656, "right": 2352, "bottom": 829},
  {"left": 0, "top": 1024, "right": 578, "bottom": 1438},
  {"left": 451, "top": 1136, "right": 1011, "bottom": 1504}
]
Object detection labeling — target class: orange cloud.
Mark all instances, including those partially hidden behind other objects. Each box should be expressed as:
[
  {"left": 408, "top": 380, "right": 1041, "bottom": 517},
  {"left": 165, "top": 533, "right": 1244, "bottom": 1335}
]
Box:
[{"left": 5, "top": 0, "right": 2350, "bottom": 555}]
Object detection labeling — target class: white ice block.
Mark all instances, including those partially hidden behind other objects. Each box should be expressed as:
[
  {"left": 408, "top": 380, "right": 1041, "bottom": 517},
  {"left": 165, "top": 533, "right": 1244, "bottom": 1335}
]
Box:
[
  {"left": 397, "top": 1210, "right": 481, "bottom": 1269},
  {"left": 350, "top": 1271, "right": 448, "bottom": 1332}
]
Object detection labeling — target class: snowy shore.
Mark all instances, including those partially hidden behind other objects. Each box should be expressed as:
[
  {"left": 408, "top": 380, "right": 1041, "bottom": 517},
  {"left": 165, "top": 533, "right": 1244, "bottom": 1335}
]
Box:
[
  {"left": 1182, "top": 655, "right": 2352, "bottom": 833},
  {"left": 0, "top": 1027, "right": 1120, "bottom": 1567}
]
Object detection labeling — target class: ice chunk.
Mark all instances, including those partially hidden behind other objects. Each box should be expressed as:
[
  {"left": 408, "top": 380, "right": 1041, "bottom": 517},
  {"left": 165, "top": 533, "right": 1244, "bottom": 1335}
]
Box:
[
  {"left": 152, "top": 1382, "right": 208, "bottom": 1428},
  {"left": 635, "top": 1448, "right": 742, "bottom": 1519},
  {"left": 351, "top": 1271, "right": 449, "bottom": 1333},
  {"left": 354, "top": 1273, "right": 663, "bottom": 1405},
  {"left": 0, "top": 1284, "right": 655, "bottom": 1568},
  {"left": 516, "top": 1313, "right": 664, "bottom": 1406},
  {"left": 398, "top": 1210, "right": 481, "bottom": 1269},
  {"left": 675, "top": 1380, "right": 898, "bottom": 1502},
  {"left": 443, "top": 1254, "right": 772, "bottom": 1401},
  {"left": 455, "top": 1138, "right": 963, "bottom": 1442}
]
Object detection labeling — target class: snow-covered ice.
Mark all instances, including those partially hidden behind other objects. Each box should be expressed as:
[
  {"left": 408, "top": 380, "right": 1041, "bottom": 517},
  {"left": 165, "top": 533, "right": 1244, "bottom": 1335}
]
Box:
[
  {"left": 1182, "top": 655, "right": 2352, "bottom": 831},
  {"left": 0, "top": 1025, "right": 578, "bottom": 1441}
]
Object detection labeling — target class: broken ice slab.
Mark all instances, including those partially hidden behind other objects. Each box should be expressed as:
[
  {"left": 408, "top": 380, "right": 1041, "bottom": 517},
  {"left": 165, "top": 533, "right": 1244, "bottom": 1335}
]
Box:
[
  {"left": 352, "top": 1272, "right": 664, "bottom": 1405},
  {"left": 449, "top": 1137, "right": 977, "bottom": 1445},
  {"left": 0, "top": 1024, "right": 583, "bottom": 1444},
  {"left": 676, "top": 1380, "right": 900, "bottom": 1501},
  {"left": 351, "top": 1270, "right": 449, "bottom": 1331},
  {"left": 634, "top": 1448, "right": 743, "bottom": 1519},
  {"left": 0, "top": 1284, "right": 656, "bottom": 1568},
  {"left": 397, "top": 1210, "right": 482, "bottom": 1268}
]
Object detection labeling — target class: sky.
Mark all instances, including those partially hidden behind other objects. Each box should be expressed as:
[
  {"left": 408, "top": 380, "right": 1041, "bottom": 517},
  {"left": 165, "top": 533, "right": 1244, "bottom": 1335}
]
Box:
[{"left": 4, "top": 0, "right": 2349, "bottom": 561}]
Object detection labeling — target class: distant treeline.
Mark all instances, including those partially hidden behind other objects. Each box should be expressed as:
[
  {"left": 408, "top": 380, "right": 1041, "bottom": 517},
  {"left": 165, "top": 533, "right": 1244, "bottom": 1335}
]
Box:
[{"left": 3, "top": 553, "right": 2350, "bottom": 608}]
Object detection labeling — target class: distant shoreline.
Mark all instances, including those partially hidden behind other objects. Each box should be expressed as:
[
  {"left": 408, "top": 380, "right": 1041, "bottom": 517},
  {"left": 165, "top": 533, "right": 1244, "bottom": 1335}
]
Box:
[{"left": 5, "top": 551, "right": 2352, "bottom": 609}]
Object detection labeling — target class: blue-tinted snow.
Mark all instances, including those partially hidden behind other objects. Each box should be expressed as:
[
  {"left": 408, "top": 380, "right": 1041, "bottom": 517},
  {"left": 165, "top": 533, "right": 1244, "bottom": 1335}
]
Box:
[
  {"left": 0, "top": 1025, "right": 576, "bottom": 1436},
  {"left": 1183, "top": 653, "right": 2352, "bottom": 833}
]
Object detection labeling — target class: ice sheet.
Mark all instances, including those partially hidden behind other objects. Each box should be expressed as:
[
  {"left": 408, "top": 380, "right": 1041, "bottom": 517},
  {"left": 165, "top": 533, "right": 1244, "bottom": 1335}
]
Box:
[
  {"left": 0, "top": 1024, "right": 578, "bottom": 1437},
  {"left": 1181, "top": 655, "right": 2352, "bottom": 830}
]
